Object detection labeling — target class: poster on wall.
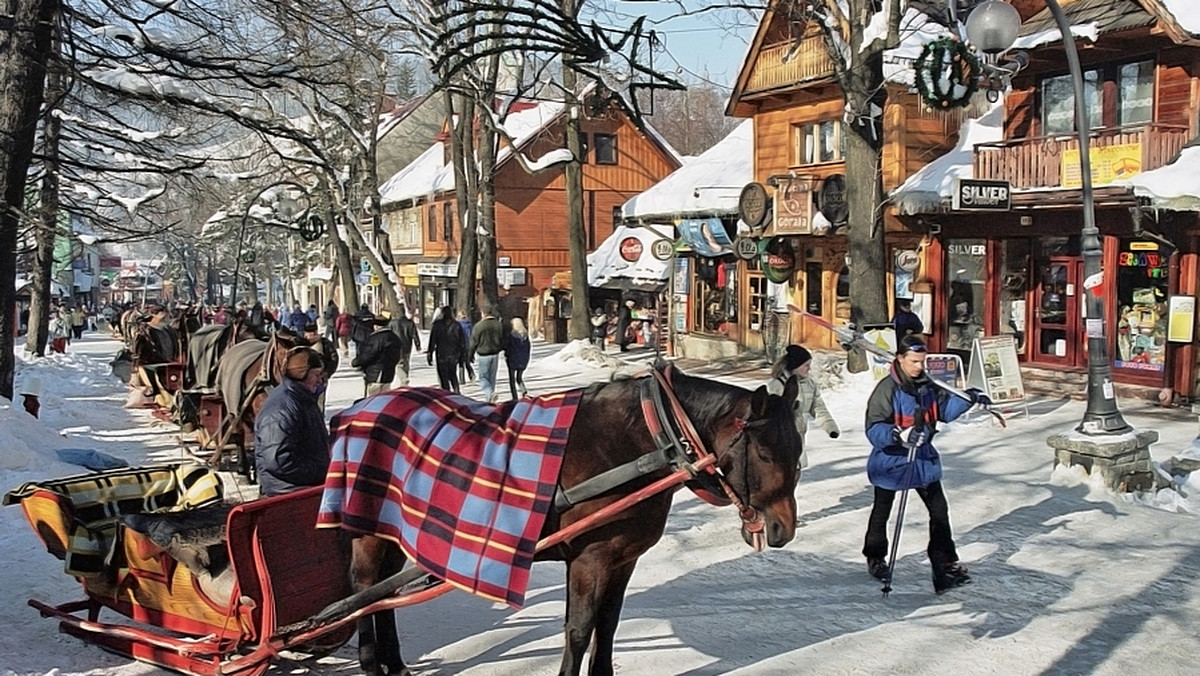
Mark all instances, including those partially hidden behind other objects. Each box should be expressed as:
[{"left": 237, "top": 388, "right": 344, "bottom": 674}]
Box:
[
  {"left": 673, "top": 258, "right": 691, "bottom": 295},
  {"left": 673, "top": 294, "right": 688, "bottom": 333},
  {"left": 1168, "top": 295, "right": 1195, "bottom": 343},
  {"left": 767, "top": 280, "right": 790, "bottom": 313}
]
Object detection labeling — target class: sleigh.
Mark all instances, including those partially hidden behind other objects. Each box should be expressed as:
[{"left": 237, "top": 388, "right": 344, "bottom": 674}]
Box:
[{"left": 4, "top": 465, "right": 354, "bottom": 676}]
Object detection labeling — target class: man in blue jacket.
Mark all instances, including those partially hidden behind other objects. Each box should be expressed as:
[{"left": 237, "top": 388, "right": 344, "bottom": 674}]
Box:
[
  {"left": 254, "top": 349, "right": 330, "bottom": 497},
  {"left": 862, "top": 334, "right": 990, "bottom": 593}
]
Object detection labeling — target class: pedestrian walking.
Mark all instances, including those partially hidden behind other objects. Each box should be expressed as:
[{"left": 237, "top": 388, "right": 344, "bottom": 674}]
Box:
[
  {"left": 335, "top": 309, "right": 353, "bottom": 357},
  {"left": 766, "top": 344, "right": 839, "bottom": 470},
  {"left": 862, "top": 334, "right": 991, "bottom": 593},
  {"left": 351, "top": 316, "right": 403, "bottom": 397},
  {"left": 456, "top": 308, "right": 476, "bottom": 383},
  {"left": 590, "top": 308, "right": 608, "bottom": 350},
  {"left": 505, "top": 317, "right": 531, "bottom": 400},
  {"left": 387, "top": 305, "right": 422, "bottom": 386},
  {"left": 323, "top": 300, "right": 339, "bottom": 343},
  {"left": 428, "top": 306, "right": 468, "bottom": 393},
  {"left": 468, "top": 307, "right": 506, "bottom": 402}
]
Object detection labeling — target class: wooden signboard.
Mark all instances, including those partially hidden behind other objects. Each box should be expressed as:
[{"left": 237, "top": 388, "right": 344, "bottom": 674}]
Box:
[{"left": 966, "top": 334, "right": 1029, "bottom": 419}]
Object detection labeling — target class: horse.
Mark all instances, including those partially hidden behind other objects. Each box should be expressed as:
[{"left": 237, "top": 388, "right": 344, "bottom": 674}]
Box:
[
  {"left": 209, "top": 329, "right": 327, "bottom": 479},
  {"left": 335, "top": 364, "right": 802, "bottom": 676}
]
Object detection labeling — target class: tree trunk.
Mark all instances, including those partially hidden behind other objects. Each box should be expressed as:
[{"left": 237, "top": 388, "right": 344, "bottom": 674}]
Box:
[
  {"left": 843, "top": 50, "right": 889, "bottom": 373},
  {"left": 562, "top": 0, "right": 590, "bottom": 341},
  {"left": 452, "top": 93, "right": 479, "bottom": 317},
  {"left": 0, "top": 0, "right": 58, "bottom": 399},
  {"left": 332, "top": 222, "right": 358, "bottom": 311},
  {"left": 30, "top": 36, "right": 65, "bottom": 359},
  {"left": 477, "top": 112, "right": 499, "bottom": 313}
]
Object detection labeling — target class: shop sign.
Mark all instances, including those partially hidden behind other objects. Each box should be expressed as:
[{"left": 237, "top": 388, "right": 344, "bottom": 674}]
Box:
[
  {"left": 360, "top": 258, "right": 371, "bottom": 273},
  {"left": 738, "top": 182, "right": 769, "bottom": 229},
  {"left": 651, "top": 239, "right": 673, "bottom": 261},
  {"left": 497, "top": 268, "right": 527, "bottom": 287},
  {"left": 498, "top": 256, "right": 511, "bottom": 267},
  {"left": 761, "top": 245, "right": 796, "bottom": 284},
  {"left": 619, "top": 236, "right": 643, "bottom": 262},
  {"left": 895, "top": 249, "right": 920, "bottom": 272},
  {"left": 770, "top": 176, "right": 814, "bottom": 236},
  {"left": 99, "top": 278, "right": 112, "bottom": 288},
  {"left": 733, "top": 237, "right": 760, "bottom": 261},
  {"left": 417, "top": 262, "right": 458, "bottom": 277},
  {"left": 99, "top": 255, "right": 122, "bottom": 270},
  {"left": 966, "top": 334, "right": 1026, "bottom": 405},
  {"left": 952, "top": 178, "right": 1010, "bottom": 211},
  {"left": 1061, "top": 143, "right": 1142, "bottom": 187},
  {"left": 818, "top": 174, "right": 848, "bottom": 225}
]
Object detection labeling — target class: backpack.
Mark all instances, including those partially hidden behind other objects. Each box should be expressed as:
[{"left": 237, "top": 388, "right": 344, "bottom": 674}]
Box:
[{"left": 351, "top": 317, "right": 372, "bottom": 344}]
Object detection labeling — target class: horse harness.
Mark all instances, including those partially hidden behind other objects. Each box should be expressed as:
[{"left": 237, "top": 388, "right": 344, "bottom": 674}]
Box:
[{"left": 552, "top": 367, "right": 766, "bottom": 547}]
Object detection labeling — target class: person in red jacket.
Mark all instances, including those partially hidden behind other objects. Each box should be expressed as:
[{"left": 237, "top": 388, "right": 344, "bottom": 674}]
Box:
[{"left": 335, "top": 310, "right": 354, "bottom": 358}]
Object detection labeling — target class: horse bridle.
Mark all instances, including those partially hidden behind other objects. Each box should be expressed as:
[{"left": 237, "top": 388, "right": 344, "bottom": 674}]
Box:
[{"left": 550, "top": 366, "right": 767, "bottom": 551}]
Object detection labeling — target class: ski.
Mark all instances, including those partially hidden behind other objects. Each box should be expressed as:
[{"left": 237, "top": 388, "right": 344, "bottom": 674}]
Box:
[{"left": 787, "top": 304, "right": 1006, "bottom": 428}]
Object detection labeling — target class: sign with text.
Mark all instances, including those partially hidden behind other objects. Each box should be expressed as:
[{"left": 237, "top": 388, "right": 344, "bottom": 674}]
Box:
[
  {"left": 1168, "top": 295, "right": 1195, "bottom": 343},
  {"left": 966, "top": 334, "right": 1026, "bottom": 405},
  {"left": 925, "top": 353, "right": 964, "bottom": 390},
  {"left": 769, "top": 175, "right": 815, "bottom": 236},
  {"left": 1061, "top": 142, "right": 1143, "bottom": 187},
  {"left": 952, "top": 178, "right": 1011, "bottom": 211},
  {"left": 497, "top": 267, "right": 527, "bottom": 287},
  {"left": 417, "top": 262, "right": 458, "bottom": 277}
]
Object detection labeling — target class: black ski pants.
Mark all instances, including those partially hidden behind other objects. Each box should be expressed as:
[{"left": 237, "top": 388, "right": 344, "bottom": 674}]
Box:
[{"left": 862, "top": 480, "right": 958, "bottom": 568}]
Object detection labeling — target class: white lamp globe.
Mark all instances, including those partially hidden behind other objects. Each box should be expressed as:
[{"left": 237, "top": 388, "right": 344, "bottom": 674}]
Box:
[{"left": 966, "top": 0, "right": 1022, "bottom": 54}]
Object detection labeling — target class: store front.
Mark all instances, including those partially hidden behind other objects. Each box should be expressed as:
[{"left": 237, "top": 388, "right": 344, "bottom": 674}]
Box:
[
  {"left": 933, "top": 233, "right": 1176, "bottom": 392},
  {"left": 416, "top": 259, "right": 459, "bottom": 326}
]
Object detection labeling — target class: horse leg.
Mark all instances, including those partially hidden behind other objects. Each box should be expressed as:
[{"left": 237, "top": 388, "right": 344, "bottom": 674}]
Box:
[
  {"left": 351, "top": 536, "right": 410, "bottom": 676},
  {"left": 559, "top": 553, "right": 638, "bottom": 676}
]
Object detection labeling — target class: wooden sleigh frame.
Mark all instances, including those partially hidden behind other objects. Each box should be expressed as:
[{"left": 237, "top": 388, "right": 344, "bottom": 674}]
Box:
[{"left": 16, "top": 486, "right": 354, "bottom": 676}]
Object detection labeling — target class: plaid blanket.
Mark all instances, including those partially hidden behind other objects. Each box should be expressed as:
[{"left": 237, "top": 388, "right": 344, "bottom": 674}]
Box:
[
  {"left": 4, "top": 463, "right": 224, "bottom": 579},
  {"left": 317, "top": 387, "right": 582, "bottom": 607}
]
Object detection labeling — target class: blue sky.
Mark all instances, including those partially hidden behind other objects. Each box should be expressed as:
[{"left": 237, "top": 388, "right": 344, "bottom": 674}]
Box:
[{"left": 592, "top": 2, "right": 762, "bottom": 90}]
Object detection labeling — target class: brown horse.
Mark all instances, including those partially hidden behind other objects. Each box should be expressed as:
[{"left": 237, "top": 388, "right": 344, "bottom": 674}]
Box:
[
  {"left": 344, "top": 365, "right": 802, "bottom": 676},
  {"left": 210, "top": 330, "right": 327, "bottom": 479}
]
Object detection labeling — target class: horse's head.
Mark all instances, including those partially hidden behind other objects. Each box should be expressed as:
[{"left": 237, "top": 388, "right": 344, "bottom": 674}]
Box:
[{"left": 710, "top": 374, "right": 802, "bottom": 550}]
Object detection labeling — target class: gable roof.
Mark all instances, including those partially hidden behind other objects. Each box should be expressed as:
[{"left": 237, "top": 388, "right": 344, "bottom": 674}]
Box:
[{"left": 378, "top": 94, "right": 682, "bottom": 208}]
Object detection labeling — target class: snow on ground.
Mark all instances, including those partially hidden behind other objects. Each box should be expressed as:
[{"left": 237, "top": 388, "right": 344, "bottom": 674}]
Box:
[{"left": 3, "top": 331, "right": 1200, "bottom": 675}]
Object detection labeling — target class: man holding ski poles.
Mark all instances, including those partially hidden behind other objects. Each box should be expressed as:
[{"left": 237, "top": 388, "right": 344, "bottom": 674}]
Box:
[{"left": 862, "top": 334, "right": 992, "bottom": 594}]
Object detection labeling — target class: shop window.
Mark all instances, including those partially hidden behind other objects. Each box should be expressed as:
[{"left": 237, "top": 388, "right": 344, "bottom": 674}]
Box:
[
  {"left": 692, "top": 256, "right": 736, "bottom": 335},
  {"left": 835, "top": 264, "right": 850, "bottom": 321},
  {"left": 999, "top": 239, "right": 1031, "bottom": 353},
  {"left": 428, "top": 205, "right": 437, "bottom": 242},
  {"left": 748, "top": 275, "right": 768, "bottom": 332},
  {"left": 594, "top": 133, "right": 617, "bottom": 165},
  {"left": 946, "top": 239, "right": 987, "bottom": 351},
  {"left": 1115, "top": 240, "right": 1169, "bottom": 372},
  {"left": 805, "top": 262, "right": 823, "bottom": 314},
  {"left": 793, "top": 119, "right": 845, "bottom": 165}
]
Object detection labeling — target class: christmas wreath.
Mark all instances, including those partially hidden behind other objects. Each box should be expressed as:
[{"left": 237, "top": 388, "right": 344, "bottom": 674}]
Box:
[{"left": 914, "top": 37, "right": 980, "bottom": 109}]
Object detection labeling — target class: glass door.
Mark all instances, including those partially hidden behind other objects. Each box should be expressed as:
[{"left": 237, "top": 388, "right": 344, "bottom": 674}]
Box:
[
  {"left": 1032, "top": 258, "right": 1081, "bottom": 366},
  {"left": 744, "top": 272, "right": 767, "bottom": 352}
]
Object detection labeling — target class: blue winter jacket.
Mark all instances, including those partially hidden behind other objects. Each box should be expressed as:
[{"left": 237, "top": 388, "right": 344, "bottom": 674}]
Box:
[
  {"left": 254, "top": 377, "right": 330, "bottom": 497},
  {"left": 864, "top": 363, "right": 972, "bottom": 490},
  {"left": 505, "top": 332, "right": 531, "bottom": 370}
]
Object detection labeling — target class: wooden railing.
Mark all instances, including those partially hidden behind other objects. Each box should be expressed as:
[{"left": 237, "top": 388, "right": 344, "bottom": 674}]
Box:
[
  {"left": 972, "top": 124, "right": 1191, "bottom": 189},
  {"left": 745, "top": 38, "right": 836, "bottom": 93}
]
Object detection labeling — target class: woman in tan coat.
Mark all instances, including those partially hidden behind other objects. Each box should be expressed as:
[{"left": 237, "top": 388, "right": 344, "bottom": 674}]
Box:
[{"left": 766, "top": 344, "right": 839, "bottom": 470}]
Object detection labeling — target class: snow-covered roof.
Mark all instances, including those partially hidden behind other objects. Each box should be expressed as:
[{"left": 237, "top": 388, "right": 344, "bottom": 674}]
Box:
[
  {"left": 889, "top": 102, "right": 1004, "bottom": 216},
  {"left": 587, "top": 224, "right": 673, "bottom": 287},
  {"left": 621, "top": 120, "right": 753, "bottom": 221},
  {"left": 379, "top": 96, "right": 681, "bottom": 208},
  {"left": 1161, "top": 0, "right": 1200, "bottom": 36},
  {"left": 1118, "top": 145, "right": 1200, "bottom": 211}
]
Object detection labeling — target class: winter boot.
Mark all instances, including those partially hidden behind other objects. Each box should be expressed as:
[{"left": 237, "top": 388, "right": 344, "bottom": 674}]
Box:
[
  {"left": 867, "top": 557, "right": 889, "bottom": 581},
  {"left": 933, "top": 561, "right": 972, "bottom": 594}
]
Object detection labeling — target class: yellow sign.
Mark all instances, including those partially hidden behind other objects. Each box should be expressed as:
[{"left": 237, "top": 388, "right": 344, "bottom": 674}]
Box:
[
  {"left": 1168, "top": 296, "right": 1195, "bottom": 343},
  {"left": 1061, "top": 143, "right": 1142, "bottom": 188},
  {"left": 369, "top": 274, "right": 381, "bottom": 286}
]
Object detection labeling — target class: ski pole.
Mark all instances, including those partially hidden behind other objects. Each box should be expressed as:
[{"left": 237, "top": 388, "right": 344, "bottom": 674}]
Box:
[{"left": 882, "top": 407, "right": 925, "bottom": 598}]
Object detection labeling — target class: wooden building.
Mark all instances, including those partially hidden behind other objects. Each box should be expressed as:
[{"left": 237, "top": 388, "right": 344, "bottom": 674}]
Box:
[
  {"left": 379, "top": 96, "right": 681, "bottom": 326},
  {"left": 725, "top": 0, "right": 968, "bottom": 353},
  {"left": 894, "top": 0, "right": 1200, "bottom": 401}
]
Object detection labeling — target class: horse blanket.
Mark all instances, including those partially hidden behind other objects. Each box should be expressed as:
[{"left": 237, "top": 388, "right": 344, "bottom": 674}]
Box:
[
  {"left": 317, "top": 387, "right": 583, "bottom": 607},
  {"left": 215, "top": 339, "right": 268, "bottom": 413}
]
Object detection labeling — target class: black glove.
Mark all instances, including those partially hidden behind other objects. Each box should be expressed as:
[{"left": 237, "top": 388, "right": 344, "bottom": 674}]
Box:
[
  {"left": 427, "top": 356, "right": 433, "bottom": 366},
  {"left": 828, "top": 430, "right": 840, "bottom": 439},
  {"left": 966, "top": 387, "right": 994, "bottom": 407}
]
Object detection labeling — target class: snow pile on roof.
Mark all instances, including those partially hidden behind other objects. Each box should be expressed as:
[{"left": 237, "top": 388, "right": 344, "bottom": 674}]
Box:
[
  {"left": 378, "top": 143, "right": 454, "bottom": 207},
  {"left": 1118, "top": 145, "right": 1200, "bottom": 211},
  {"left": 621, "top": 120, "right": 752, "bottom": 220},
  {"left": 587, "top": 224, "right": 673, "bottom": 286},
  {"left": 1011, "top": 22, "right": 1100, "bottom": 51},
  {"left": 890, "top": 101, "right": 1004, "bottom": 215},
  {"left": 1161, "top": 0, "right": 1200, "bottom": 36}
]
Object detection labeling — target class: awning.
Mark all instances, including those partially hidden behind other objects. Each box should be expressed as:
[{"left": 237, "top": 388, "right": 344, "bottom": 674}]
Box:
[
  {"left": 596, "top": 278, "right": 667, "bottom": 293},
  {"left": 677, "top": 218, "right": 733, "bottom": 257}
]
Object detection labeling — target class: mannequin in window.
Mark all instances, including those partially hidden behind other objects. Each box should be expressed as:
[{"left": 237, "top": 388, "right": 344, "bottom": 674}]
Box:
[{"left": 948, "top": 275, "right": 973, "bottom": 325}]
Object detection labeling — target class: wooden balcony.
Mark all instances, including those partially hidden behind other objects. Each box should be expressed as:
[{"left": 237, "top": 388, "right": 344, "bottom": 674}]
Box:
[
  {"left": 745, "top": 37, "right": 836, "bottom": 93},
  {"left": 973, "top": 124, "right": 1191, "bottom": 190}
]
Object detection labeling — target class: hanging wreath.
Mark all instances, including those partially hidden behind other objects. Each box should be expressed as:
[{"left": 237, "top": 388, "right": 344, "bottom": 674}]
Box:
[{"left": 914, "top": 37, "right": 980, "bottom": 109}]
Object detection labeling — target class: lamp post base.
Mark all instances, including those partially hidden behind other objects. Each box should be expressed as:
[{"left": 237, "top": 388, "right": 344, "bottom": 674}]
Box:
[{"left": 1048, "top": 428, "right": 1157, "bottom": 492}]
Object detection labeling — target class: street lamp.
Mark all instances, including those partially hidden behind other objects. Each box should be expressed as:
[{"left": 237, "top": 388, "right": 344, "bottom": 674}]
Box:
[
  {"left": 965, "top": 0, "right": 1130, "bottom": 435},
  {"left": 230, "top": 181, "right": 315, "bottom": 305}
]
